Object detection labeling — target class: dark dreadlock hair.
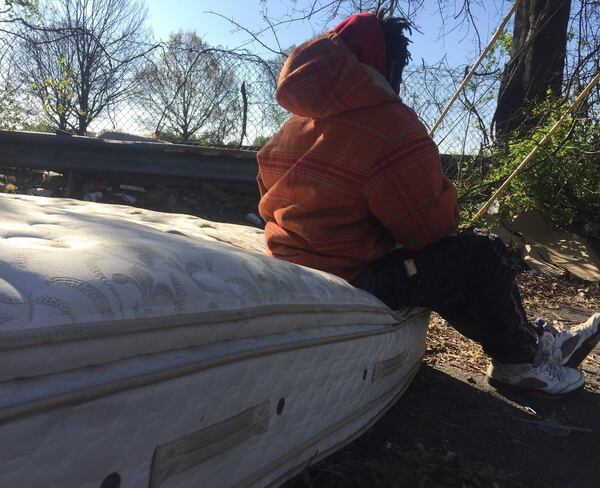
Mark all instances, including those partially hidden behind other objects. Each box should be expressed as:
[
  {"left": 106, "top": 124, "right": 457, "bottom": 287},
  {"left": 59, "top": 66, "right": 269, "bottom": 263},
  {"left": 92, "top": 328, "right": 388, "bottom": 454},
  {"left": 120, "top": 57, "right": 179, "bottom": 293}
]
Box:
[{"left": 377, "top": 11, "right": 412, "bottom": 94}]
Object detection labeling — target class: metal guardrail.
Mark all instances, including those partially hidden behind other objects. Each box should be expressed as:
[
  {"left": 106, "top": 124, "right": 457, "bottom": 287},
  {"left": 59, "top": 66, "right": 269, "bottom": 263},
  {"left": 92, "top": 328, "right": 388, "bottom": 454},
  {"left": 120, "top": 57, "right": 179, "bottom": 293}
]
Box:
[
  {"left": 0, "top": 131, "right": 259, "bottom": 184},
  {"left": 0, "top": 130, "right": 467, "bottom": 191}
]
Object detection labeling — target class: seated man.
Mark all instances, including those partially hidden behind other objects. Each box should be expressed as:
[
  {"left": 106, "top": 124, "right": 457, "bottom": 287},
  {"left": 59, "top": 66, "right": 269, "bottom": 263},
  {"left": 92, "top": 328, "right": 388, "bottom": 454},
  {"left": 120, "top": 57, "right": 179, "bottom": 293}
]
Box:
[{"left": 256, "top": 12, "right": 599, "bottom": 394}]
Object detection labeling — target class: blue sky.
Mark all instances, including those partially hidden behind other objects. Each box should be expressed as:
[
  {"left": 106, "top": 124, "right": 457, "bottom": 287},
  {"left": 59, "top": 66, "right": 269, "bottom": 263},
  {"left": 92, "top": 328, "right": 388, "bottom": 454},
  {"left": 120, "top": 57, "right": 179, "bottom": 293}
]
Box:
[{"left": 145, "top": 0, "right": 514, "bottom": 67}]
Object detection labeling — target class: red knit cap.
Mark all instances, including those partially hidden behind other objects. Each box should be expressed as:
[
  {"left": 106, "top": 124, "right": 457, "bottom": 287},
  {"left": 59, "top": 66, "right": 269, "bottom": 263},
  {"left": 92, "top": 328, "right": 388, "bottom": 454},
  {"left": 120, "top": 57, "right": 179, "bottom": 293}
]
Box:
[{"left": 332, "top": 13, "right": 386, "bottom": 75}]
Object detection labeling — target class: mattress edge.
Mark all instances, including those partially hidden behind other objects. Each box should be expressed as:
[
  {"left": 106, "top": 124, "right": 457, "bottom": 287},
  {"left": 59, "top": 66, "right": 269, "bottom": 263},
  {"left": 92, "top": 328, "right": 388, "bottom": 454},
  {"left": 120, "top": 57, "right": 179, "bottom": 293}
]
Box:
[
  {"left": 0, "top": 317, "right": 428, "bottom": 426},
  {"left": 0, "top": 303, "right": 424, "bottom": 351}
]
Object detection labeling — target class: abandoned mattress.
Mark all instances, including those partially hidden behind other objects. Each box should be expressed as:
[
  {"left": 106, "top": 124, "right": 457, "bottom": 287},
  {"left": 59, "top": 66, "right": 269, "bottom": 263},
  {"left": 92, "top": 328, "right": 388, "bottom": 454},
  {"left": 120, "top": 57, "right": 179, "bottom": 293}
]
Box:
[{"left": 0, "top": 194, "right": 429, "bottom": 488}]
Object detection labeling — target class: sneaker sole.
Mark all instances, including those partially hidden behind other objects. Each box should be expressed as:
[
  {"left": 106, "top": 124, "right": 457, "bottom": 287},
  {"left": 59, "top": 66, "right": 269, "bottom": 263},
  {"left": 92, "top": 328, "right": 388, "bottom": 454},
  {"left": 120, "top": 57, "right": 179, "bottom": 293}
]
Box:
[
  {"left": 486, "top": 375, "right": 585, "bottom": 396},
  {"left": 564, "top": 328, "right": 600, "bottom": 368}
]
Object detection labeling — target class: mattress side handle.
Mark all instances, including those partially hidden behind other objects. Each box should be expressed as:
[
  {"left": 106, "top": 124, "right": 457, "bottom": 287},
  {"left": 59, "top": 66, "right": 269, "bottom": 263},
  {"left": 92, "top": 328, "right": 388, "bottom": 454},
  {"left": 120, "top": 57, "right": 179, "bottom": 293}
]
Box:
[
  {"left": 371, "top": 351, "right": 409, "bottom": 383},
  {"left": 149, "top": 401, "right": 270, "bottom": 488}
]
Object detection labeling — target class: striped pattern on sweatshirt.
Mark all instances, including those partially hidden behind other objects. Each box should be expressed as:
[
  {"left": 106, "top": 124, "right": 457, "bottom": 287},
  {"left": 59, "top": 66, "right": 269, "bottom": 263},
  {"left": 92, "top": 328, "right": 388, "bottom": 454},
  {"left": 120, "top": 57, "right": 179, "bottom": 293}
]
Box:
[{"left": 257, "top": 33, "right": 459, "bottom": 282}]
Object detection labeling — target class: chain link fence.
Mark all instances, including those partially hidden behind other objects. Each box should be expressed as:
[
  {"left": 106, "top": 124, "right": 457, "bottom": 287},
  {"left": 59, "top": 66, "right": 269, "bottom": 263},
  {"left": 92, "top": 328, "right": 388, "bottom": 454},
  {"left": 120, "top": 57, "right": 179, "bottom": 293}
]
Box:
[
  {"left": 401, "top": 65, "right": 499, "bottom": 155},
  {"left": 0, "top": 18, "right": 499, "bottom": 154},
  {"left": 92, "top": 48, "right": 286, "bottom": 148}
]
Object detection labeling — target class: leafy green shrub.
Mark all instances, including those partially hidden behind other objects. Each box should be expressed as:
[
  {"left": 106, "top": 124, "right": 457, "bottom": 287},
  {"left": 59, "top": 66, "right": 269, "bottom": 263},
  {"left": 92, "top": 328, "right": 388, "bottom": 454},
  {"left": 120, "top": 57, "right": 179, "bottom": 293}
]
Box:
[{"left": 479, "top": 99, "right": 600, "bottom": 240}]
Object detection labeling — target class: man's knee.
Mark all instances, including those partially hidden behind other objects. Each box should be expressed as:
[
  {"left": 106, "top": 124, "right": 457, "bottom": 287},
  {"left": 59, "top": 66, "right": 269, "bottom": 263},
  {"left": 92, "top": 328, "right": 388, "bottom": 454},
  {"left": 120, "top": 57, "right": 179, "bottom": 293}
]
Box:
[{"left": 448, "top": 231, "right": 521, "bottom": 275}]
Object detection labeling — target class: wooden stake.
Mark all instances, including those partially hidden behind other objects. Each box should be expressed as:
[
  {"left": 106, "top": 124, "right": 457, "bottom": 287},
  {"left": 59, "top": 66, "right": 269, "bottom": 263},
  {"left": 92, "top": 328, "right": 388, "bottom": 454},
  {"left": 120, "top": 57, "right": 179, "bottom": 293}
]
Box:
[
  {"left": 429, "top": 0, "right": 523, "bottom": 138},
  {"left": 473, "top": 70, "right": 600, "bottom": 222}
]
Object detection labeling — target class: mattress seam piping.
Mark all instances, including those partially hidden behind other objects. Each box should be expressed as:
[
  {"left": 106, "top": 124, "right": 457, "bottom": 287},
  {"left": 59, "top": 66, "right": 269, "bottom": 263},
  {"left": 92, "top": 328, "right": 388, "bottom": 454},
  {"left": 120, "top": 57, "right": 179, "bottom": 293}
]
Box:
[{"left": 0, "top": 322, "right": 420, "bottom": 426}]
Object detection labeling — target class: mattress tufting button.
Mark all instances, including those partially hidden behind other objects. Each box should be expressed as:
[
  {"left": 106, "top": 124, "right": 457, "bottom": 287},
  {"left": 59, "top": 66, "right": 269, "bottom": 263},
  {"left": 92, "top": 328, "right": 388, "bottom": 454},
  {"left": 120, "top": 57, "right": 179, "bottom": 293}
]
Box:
[{"left": 276, "top": 398, "right": 285, "bottom": 415}]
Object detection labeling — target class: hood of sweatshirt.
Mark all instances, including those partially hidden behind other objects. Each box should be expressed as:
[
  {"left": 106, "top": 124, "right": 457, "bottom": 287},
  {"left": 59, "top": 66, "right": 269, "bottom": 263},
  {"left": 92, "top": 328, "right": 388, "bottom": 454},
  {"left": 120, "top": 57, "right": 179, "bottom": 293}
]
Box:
[{"left": 275, "top": 31, "right": 398, "bottom": 119}]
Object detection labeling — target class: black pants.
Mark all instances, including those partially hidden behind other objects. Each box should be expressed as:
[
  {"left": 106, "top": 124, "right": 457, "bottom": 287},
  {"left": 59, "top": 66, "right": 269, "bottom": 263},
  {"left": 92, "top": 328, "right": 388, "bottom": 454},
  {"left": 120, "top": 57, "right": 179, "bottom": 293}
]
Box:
[{"left": 352, "top": 232, "right": 539, "bottom": 364}]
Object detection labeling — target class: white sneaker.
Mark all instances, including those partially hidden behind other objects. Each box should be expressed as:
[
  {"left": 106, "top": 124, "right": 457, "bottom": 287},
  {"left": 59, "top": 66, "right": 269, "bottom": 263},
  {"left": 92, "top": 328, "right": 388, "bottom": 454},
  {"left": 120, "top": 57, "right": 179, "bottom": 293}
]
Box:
[
  {"left": 534, "top": 313, "right": 600, "bottom": 367},
  {"left": 487, "top": 332, "right": 584, "bottom": 394}
]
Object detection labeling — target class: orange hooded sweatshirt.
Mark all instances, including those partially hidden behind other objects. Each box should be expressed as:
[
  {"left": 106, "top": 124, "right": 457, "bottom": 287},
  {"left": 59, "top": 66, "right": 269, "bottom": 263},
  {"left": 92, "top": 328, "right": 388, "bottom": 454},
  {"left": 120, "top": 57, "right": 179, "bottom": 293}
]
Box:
[{"left": 257, "top": 27, "right": 459, "bottom": 283}]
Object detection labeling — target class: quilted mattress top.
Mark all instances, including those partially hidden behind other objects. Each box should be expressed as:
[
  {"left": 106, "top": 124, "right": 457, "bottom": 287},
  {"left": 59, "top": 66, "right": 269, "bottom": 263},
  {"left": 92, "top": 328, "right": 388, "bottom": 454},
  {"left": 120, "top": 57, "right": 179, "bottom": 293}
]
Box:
[{"left": 0, "top": 194, "right": 397, "bottom": 380}]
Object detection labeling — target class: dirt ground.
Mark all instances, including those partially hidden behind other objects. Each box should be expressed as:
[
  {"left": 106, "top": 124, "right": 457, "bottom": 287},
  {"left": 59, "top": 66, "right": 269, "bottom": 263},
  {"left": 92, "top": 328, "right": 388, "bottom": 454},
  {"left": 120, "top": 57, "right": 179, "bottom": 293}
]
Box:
[{"left": 2, "top": 171, "right": 599, "bottom": 488}]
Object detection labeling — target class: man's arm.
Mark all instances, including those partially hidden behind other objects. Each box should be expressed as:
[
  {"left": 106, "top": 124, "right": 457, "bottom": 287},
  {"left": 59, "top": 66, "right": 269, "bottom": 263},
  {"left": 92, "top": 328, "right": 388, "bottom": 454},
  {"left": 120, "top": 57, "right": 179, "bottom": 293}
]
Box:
[
  {"left": 365, "top": 131, "right": 459, "bottom": 250},
  {"left": 257, "top": 170, "right": 267, "bottom": 197}
]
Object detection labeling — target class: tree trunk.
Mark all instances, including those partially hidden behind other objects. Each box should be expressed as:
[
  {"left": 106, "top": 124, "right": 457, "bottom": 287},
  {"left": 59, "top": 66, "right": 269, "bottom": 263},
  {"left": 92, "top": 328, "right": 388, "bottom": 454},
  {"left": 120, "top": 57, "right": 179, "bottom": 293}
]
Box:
[
  {"left": 77, "top": 114, "right": 87, "bottom": 135},
  {"left": 493, "top": 0, "right": 571, "bottom": 141}
]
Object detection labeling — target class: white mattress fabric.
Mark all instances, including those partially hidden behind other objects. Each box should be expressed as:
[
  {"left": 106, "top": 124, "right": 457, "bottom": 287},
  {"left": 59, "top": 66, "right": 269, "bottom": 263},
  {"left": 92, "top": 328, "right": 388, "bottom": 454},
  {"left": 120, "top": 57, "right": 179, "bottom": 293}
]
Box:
[
  {"left": 0, "top": 194, "right": 428, "bottom": 488},
  {"left": 0, "top": 194, "right": 400, "bottom": 381}
]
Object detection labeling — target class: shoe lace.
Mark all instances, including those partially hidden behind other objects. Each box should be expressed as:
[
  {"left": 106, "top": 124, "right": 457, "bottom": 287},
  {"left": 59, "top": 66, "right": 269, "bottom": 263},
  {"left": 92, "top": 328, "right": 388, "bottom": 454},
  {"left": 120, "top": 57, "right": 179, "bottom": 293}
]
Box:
[
  {"left": 533, "top": 334, "right": 566, "bottom": 381},
  {"left": 538, "top": 353, "right": 566, "bottom": 381}
]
